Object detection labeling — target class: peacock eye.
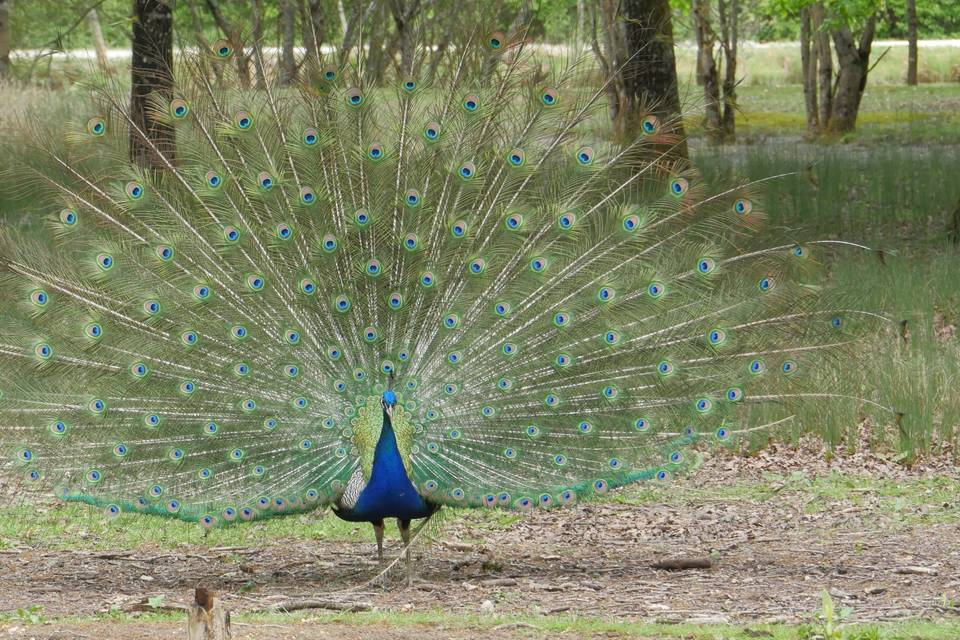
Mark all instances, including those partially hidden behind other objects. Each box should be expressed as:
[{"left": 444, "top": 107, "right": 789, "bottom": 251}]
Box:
[
  {"left": 488, "top": 31, "right": 505, "bottom": 50},
  {"left": 346, "top": 87, "right": 364, "bottom": 106},
  {"left": 540, "top": 87, "right": 558, "bottom": 106},
  {"left": 234, "top": 111, "right": 253, "bottom": 129},
  {"left": 670, "top": 177, "right": 689, "bottom": 196},
  {"left": 213, "top": 38, "right": 232, "bottom": 58},
  {"left": 86, "top": 117, "right": 107, "bottom": 136},
  {"left": 457, "top": 162, "right": 476, "bottom": 180},
  {"left": 125, "top": 181, "right": 143, "bottom": 199},
  {"left": 170, "top": 99, "right": 189, "bottom": 118},
  {"left": 423, "top": 121, "right": 440, "bottom": 141}
]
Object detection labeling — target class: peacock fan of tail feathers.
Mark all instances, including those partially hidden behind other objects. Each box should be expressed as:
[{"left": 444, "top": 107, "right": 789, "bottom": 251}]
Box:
[{"left": 0, "top": 32, "right": 889, "bottom": 538}]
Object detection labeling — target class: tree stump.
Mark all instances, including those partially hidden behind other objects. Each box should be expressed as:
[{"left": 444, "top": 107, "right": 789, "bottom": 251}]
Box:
[{"left": 187, "top": 588, "right": 231, "bottom": 639}]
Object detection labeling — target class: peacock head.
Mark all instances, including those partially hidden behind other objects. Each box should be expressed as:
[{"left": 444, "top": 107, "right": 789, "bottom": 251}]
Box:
[{"left": 382, "top": 390, "right": 397, "bottom": 414}]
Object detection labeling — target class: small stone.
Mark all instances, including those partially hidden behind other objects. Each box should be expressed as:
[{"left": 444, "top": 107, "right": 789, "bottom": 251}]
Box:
[
  {"left": 480, "top": 599, "right": 495, "bottom": 614},
  {"left": 864, "top": 586, "right": 887, "bottom": 595}
]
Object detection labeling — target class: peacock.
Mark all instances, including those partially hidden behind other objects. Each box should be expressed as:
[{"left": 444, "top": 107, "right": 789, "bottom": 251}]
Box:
[{"left": 0, "top": 30, "right": 883, "bottom": 584}]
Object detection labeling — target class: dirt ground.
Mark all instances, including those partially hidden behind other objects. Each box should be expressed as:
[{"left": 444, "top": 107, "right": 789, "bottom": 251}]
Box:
[{"left": 0, "top": 441, "right": 958, "bottom": 639}]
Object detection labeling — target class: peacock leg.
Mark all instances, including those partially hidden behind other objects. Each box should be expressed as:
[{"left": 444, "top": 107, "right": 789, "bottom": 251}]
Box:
[
  {"left": 373, "top": 520, "right": 385, "bottom": 561},
  {"left": 398, "top": 518, "right": 413, "bottom": 586}
]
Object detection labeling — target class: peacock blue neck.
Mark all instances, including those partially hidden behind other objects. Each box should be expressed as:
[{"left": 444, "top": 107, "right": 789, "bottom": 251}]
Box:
[{"left": 337, "top": 408, "right": 434, "bottom": 523}]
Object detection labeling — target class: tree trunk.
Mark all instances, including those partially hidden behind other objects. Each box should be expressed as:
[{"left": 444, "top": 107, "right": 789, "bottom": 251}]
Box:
[
  {"left": 812, "top": 3, "right": 832, "bottom": 127},
  {"left": 829, "top": 14, "right": 876, "bottom": 133},
  {"left": 303, "top": 0, "right": 326, "bottom": 68},
  {"left": 130, "top": 0, "right": 175, "bottom": 169},
  {"left": 251, "top": 0, "right": 266, "bottom": 88},
  {"left": 619, "top": 0, "right": 687, "bottom": 157},
  {"left": 389, "top": 0, "right": 421, "bottom": 76},
  {"left": 592, "top": 0, "right": 625, "bottom": 126},
  {"left": 0, "top": 0, "right": 11, "bottom": 81},
  {"left": 205, "top": 0, "right": 251, "bottom": 87},
  {"left": 427, "top": 16, "right": 453, "bottom": 82},
  {"left": 279, "top": 0, "right": 297, "bottom": 85},
  {"left": 341, "top": 0, "right": 378, "bottom": 64},
  {"left": 693, "top": 0, "right": 721, "bottom": 142},
  {"left": 337, "top": 0, "right": 348, "bottom": 36},
  {"left": 905, "top": 0, "right": 918, "bottom": 85},
  {"left": 576, "top": 0, "right": 586, "bottom": 45},
  {"left": 799, "top": 5, "right": 819, "bottom": 135},
  {"left": 718, "top": 0, "right": 737, "bottom": 141},
  {"left": 87, "top": 9, "right": 114, "bottom": 75},
  {"left": 364, "top": 4, "right": 388, "bottom": 84}
]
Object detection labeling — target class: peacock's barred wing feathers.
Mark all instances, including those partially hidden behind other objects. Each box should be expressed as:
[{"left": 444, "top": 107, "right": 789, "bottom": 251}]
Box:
[{"left": 0, "top": 34, "right": 881, "bottom": 526}]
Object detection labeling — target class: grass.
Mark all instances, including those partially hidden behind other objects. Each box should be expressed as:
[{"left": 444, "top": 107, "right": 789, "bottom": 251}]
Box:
[
  {"left": 672, "top": 41, "right": 960, "bottom": 87},
  {"left": 0, "top": 500, "right": 373, "bottom": 551},
  {"left": 693, "top": 141, "right": 960, "bottom": 456},
  {"left": 2, "top": 608, "right": 960, "bottom": 639},
  {"left": 613, "top": 472, "right": 960, "bottom": 526},
  {"left": 2, "top": 472, "right": 956, "bottom": 552}
]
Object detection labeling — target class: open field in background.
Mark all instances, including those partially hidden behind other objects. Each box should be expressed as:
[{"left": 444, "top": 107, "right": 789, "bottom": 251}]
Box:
[{"left": 11, "top": 39, "right": 960, "bottom": 85}]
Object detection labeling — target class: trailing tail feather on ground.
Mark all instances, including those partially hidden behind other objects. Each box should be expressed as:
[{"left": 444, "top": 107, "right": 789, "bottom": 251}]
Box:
[{"left": 0, "top": 29, "right": 894, "bottom": 580}]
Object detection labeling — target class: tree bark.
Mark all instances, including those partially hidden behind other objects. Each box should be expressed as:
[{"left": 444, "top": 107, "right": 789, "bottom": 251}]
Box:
[
  {"left": 130, "top": 0, "right": 175, "bottom": 169},
  {"left": 389, "top": 0, "right": 421, "bottom": 76},
  {"left": 830, "top": 14, "right": 876, "bottom": 133},
  {"left": 576, "top": 0, "right": 586, "bottom": 45},
  {"left": 303, "top": 0, "right": 326, "bottom": 68},
  {"left": 812, "top": 3, "right": 832, "bottom": 127},
  {"left": 0, "top": 0, "right": 11, "bottom": 81},
  {"left": 905, "top": 0, "right": 918, "bottom": 85},
  {"left": 279, "top": 0, "right": 297, "bottom": 85},
  {"left": 364, "top": 4, "right": 388, "bottom": 84},
  {"left": 426, "top": 14, "right": 453, "bottom": 82},
  {"left": 693, "top": 0, "right": 721, "bottom": 141},
  {"left": 800, "top": 5, "right": 819, "bottom": 135},
  {"left": 717, "top": 0, "right": 737, "bottom": 141},
  {"left": 251, "top": 0, "right": 266, "bottom": 88},
  {"left": 341, "top": 0, "right": 378, "bottom": 64},
  {"left": 619, "top": 0, "right": 687, "bottom": 157},
  {"left": 88, "top": 8, "right": 114, "bottom": 75},
  {"left": 592, "top": 0, "right": 625, "bottom": 126},
  {"left": 337, "top": 0, "right": 348, "bottom": 36}
]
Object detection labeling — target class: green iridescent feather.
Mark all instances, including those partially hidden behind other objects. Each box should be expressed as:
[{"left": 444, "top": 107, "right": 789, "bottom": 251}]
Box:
[{"left": 0, "top": 29, "right": 889, "bottom": 527}]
